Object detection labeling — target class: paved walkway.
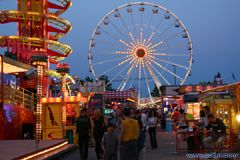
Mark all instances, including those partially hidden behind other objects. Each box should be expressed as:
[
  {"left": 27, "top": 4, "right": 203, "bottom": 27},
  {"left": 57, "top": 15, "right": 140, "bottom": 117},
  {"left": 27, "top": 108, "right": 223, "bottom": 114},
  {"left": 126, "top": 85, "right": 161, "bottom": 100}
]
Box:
[{"left": 60, "top": 129, "right": 188, "bottom": 160}]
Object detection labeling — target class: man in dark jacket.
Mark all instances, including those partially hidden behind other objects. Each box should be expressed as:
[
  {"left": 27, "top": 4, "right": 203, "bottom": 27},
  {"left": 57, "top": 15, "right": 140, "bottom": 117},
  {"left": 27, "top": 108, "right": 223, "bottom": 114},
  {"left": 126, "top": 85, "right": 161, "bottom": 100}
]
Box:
[
  {"left": 204, "top": 114, "right": 226, "bottom": 150},
  {"left": 76, "top": 107, "right": 91, "bottom": 160}
]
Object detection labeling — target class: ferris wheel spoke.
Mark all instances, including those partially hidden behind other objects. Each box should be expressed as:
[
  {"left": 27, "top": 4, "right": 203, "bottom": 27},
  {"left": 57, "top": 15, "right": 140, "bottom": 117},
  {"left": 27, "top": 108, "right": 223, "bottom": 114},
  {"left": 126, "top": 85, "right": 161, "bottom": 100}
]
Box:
[
  {"left": 96, "top": 39, "right": 116, "bottom": 47},
  {"left": 96, "top": 56, "right": 132, "bottom": 77},
  {"left": 120, "top": 15, "right": 130, "bottom": 33},
  {"left": 140, "top": 28, "right": 143, "bottom": 45},
  {"left": 149, "top": 55, "right": 189, "bottom": 70},
  {"left": 157, "top": 43, "right": 186, "bottom": 51},
  {"left": 154, "top": 16, "right": 164, "bottom": 33},
  {"left": 107, "top": 59, "right": 133, "bottom": 86},
  {"left": 118, "top": 61, "right": 137, "bottom": 91},
  {"left": 150, "top": 58, "right": 183, "bottom": 81},
  {"left": 96, "top": 51, "right": 125, "bottom": 55},
  {"left": 151, "top": 52, "right": 188, "bottom": 57},
  {"left": 117, "top": 61, "right": 135, "bottom": 90},
  {"left": 129, "top": 62, "right": 138, "bottom": 88},
  {"left": 129, "top": 32, "right": 137, "bottom": 46},
  {"left": 164, "top": 30, "right": 184, "bottom": 42},
  {"left": 147, "top": 61, "right": 171, "bottom": 85},
  {"left": 145, "top": 60, "right": 162, "bottom": 88},
  {"left": 142, "top": 61, "right": 153, "bottom": 103},
  {"left": 150, "top": 33, "right": 186, "bottom": 51},
  {"left": 93, "top": 55, "right": 130, "bottom": 66},
  {"left": 140, "top": 12, "right": 143, "bottom": 31},
  {"left": 130, "top": 12, "right": 136, "bottom": 35},
  {"left": 151, "top": 30, "right": 185, "bottom": 50},
  {"left": 151, "top": 21, "right": 175, "bottom": 44},
  {"left": 145, "top": 12, "right": 153, "bottom": 35},
  {"left": 138, "top": 60, "right": 142, "bottom": 105},
  {"left": 115, "top": 51, "right": 131, "bottom": 54},
  {"left": 147, "top": 41, "right": 164, "bottom": 50},
  {"left": 109, "top": 19, "right": 129, "bottom": 39},
  {"left": 119, "top": 39, "right": 133, "bottom": 49},
  {"left": 101, "top": 28, "right": 122, "bottom": 43},
  {"left": 144, "top": 31, "right": 155, "bottom": 46}
]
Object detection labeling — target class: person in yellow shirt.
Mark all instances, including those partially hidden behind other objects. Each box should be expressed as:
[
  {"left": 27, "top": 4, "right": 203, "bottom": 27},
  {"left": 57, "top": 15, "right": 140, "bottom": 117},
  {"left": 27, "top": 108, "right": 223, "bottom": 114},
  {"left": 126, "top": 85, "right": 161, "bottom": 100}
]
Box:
[{"left": 120, "top": 107, "right": 139, "bottom": 160}]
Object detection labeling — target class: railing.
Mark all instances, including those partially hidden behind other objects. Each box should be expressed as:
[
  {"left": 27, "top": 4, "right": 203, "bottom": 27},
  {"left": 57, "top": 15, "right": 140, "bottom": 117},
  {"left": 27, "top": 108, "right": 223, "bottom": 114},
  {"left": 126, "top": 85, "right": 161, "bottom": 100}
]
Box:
[{"left": 0, "top": 85, "right": 36, "bottom": 111}]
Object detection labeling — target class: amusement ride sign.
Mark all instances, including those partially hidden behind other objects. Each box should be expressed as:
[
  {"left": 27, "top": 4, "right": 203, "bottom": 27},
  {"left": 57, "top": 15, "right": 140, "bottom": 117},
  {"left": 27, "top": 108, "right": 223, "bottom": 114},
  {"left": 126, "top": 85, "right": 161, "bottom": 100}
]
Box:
[{"left": 6, "top": 39, "right": 32, "bottom": 63}]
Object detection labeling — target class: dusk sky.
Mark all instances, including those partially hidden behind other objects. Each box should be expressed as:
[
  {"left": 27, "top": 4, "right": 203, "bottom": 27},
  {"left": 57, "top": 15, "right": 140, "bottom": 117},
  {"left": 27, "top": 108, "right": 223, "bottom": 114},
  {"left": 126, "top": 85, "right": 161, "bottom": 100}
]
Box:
[{"left": 1, "top": 0, "right": 240, "bottom": 85}]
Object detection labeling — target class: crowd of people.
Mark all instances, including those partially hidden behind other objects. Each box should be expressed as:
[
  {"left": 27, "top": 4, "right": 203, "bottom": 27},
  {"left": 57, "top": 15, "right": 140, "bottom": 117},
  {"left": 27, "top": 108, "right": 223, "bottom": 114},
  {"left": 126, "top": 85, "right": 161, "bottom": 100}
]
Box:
[
  {"left": 76, "top": 107, "right": 161, "bottom": 160},
  {"left": 75, "top": 105, "right": 240, "bottom": 160},
  {"left": 173, "top": 106, "right": 228, "bottom": 152}
]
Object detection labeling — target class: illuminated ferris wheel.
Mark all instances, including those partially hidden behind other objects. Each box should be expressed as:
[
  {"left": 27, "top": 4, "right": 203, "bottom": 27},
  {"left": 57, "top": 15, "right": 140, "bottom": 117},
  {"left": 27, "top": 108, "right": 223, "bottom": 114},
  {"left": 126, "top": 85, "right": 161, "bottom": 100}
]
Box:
[{"left": 88, "top": 2, "right": 193, "bottom": 105}]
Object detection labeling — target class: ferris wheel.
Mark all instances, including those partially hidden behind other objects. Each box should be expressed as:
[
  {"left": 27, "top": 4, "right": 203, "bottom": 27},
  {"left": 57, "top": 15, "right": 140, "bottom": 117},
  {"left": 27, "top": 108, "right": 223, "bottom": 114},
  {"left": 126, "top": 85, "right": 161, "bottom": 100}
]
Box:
[{"left": 88, "top": 2, "right": 193, "bottom": 105}]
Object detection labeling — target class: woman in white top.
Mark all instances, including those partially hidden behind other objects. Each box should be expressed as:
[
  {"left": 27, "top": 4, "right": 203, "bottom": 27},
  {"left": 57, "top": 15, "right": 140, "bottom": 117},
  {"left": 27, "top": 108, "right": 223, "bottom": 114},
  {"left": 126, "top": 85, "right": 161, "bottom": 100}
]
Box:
[{"left": 147, "top": 109, "right": 158, "bottom": 149}]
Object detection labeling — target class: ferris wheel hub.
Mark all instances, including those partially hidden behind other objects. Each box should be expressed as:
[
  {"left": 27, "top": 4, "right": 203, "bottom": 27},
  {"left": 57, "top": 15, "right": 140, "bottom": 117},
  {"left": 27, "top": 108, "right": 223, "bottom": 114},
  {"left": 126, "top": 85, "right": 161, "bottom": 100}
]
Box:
[{"left": 134, "top": 47, "right": 147, "bottom": 58}]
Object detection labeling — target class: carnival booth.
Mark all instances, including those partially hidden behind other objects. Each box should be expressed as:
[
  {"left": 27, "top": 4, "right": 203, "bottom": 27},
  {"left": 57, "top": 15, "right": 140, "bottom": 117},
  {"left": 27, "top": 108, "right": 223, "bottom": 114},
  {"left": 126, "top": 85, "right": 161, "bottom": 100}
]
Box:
[
  {"left": 199, "top": 92, "right": 233, "bottom": 128},
  {"left": 200, "top": 82, "right": 240, "bottom": 132},
  {"left": 41, "top": 92, "right": 90, "bottom": 144}
]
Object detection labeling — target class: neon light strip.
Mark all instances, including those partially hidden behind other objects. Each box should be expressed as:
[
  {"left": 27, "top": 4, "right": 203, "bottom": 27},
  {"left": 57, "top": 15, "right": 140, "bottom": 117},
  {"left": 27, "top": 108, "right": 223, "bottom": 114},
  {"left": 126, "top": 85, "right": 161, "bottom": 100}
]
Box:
[{"left": 21, "top": 141, "right": 68, "bottom": 160}]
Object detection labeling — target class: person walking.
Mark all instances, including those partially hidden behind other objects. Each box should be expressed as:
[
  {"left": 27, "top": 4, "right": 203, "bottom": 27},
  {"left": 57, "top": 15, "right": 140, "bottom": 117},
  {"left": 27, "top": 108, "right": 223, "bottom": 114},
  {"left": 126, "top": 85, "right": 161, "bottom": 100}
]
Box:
[
  {"left": 203, "top": 106, "right": 211, "bottom": 127},
  {"left": 120, "top": 107, "right": 139, "bottom": 160},
  {"left": 102, "top": 123, "right": 119, "bottom": 160},
  {"left": 160, "top": 111, "right": 166, "bottom": 129},
  {"left": 147, "top": 109, "right": 158, "bottom": 149},
  {"left": 92, "top": 109, "right": 107, "bottom": 160},
  {"left": 134, "top": 110, "right": 146, "bottom": 160},
  {"left": 76, "top": 107, "right": 91, "bottom": 160}
]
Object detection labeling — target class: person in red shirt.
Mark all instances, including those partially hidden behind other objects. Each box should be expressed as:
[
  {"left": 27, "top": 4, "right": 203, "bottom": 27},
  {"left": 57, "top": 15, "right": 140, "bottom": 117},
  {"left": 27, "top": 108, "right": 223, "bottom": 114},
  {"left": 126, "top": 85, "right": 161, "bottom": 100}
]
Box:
[{"left": 172, "top": 108, "right": 180, "bottom": 123}]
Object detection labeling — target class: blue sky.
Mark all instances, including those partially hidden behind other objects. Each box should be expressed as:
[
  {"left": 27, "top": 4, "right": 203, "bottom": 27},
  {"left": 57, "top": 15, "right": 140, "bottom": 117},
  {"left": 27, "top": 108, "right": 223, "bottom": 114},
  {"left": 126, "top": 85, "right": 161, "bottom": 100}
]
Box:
[{"left": 1, "top": 0, "right": 240, "bottom": 85}]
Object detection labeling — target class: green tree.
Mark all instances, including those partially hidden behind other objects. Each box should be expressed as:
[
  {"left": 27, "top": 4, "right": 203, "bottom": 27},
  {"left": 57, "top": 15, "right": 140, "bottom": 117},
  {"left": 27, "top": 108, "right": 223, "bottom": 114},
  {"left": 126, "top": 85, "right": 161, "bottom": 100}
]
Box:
[
  {"left": 85, "top": 76, "right": 93, "bottom": 82},
  {"left": 98, "top": 75, "right": 114, "bottom": 91},
  {"left": 79, "top": 79, "right": 85, "bottom": 86},
  {"left": 151, "top": 84, "right": 160, "bottom": 97}
]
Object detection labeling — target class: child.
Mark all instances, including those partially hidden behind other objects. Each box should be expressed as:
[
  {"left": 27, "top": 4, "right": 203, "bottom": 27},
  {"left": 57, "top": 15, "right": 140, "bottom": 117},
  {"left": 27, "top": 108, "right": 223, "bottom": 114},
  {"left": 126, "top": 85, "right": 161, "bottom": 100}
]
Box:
[{"left": 102, "top": 123, "right": 118, "bottom": 160}]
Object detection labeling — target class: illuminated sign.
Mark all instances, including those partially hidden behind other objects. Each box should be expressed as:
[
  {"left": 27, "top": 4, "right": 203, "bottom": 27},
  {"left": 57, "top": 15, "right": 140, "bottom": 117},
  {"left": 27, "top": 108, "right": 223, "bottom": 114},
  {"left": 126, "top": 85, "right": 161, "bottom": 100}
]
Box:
[{"left": 7, "top": 39, "right": 32, "bottom": 63}]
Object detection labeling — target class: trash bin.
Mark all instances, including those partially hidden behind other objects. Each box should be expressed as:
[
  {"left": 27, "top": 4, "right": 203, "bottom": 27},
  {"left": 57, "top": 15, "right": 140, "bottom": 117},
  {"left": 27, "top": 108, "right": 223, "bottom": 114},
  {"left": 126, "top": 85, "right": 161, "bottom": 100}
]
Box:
[
  {"left": 66, "top": 129, "right": 74, "bottom": 144},
  {"left": 165, "top": 118, "right": 172, "bottom": 132}
]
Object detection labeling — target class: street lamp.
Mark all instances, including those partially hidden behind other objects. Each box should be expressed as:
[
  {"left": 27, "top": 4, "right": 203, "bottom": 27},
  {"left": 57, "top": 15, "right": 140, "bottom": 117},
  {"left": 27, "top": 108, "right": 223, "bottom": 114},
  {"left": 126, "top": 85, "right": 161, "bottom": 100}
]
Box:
[
  {"left": 31, "top": 50, "right": 48, "bottom": 149},
  {"left": 56, "top": 63, "right": 70, "bottom": 138}
]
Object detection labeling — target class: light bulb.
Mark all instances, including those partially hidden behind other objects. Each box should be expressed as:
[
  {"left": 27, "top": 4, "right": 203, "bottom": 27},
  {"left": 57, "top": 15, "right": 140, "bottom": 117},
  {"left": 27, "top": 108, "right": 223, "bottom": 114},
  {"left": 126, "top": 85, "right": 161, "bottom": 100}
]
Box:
[{"left": 236, "top": 114, "right": 240, "bottom": 123}]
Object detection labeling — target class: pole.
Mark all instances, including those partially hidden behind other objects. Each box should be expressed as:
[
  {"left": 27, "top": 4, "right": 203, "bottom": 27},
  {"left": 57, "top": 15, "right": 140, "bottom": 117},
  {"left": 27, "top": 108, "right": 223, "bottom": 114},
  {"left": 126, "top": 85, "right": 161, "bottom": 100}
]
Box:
[
  {"left": 237, "top": 84, "right": 240, "bottom": 114},
  {"left": 36, "top": 64, "right": 43, "bottom": 149},
  {"left": 173, "top": 65, "right": 176, "bottom": 86},
  {"left": 1, "top": 55, "right": 3, "bottom": 110},
  {"left": 61, "top": 74, "right": 66, "bottom": 139}
]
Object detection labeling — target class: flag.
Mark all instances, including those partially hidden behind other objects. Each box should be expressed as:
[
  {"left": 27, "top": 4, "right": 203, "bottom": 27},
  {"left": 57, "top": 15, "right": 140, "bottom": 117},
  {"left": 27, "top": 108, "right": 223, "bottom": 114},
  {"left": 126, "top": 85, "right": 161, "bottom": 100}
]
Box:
[{"left": 232, "top": 73, "right": 236, "bottom": 80}]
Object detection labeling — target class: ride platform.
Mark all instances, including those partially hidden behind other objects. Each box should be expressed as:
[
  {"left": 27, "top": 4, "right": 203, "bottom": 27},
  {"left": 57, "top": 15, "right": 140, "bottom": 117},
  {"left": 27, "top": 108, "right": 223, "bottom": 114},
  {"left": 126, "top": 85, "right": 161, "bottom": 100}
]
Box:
[{"left": 0, "top": 139, "right": 77, "bottom": 160}]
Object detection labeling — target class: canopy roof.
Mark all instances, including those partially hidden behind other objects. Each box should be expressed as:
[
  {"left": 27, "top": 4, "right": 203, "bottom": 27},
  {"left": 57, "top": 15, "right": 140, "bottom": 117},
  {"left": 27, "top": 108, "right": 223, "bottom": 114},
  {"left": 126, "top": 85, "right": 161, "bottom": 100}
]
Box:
[{"left": 0, "top": 56, "right": 32, "bottom": 74}]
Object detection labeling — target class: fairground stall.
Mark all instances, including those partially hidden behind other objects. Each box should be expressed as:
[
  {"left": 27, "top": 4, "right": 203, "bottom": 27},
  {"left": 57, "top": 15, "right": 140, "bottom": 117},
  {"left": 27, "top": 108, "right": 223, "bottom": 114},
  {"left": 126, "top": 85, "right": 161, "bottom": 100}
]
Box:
[
  {"left": 0, "top": 55, "right": 35, "bottom": 140},
  {"left": 41, "top": 92, "right": 91, "bottom": 144},
  {"left": 200, "top": 82, "right": 240, "bottom": 132},
  {"left": 104, "top": 89, "right": 137, "bottom": 114},
  {"left": 176, "top": 85, "right": 225, "bottom": 120}
]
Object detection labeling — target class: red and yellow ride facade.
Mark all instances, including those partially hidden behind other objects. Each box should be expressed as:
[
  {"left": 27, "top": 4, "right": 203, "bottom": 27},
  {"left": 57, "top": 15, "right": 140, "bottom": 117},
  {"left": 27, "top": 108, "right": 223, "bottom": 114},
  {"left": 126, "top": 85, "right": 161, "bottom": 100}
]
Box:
[{"left": 0, "top": 0, "right": 76, "bottom": 140}]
